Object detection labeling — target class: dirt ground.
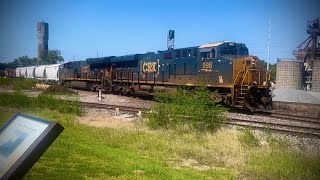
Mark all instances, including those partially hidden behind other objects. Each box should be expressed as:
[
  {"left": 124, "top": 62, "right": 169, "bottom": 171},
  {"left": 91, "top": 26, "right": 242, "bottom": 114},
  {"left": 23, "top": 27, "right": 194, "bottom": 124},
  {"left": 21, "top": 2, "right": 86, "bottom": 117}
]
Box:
[{"left": 77, "top": 108, "right": 139, "bottom": 129}]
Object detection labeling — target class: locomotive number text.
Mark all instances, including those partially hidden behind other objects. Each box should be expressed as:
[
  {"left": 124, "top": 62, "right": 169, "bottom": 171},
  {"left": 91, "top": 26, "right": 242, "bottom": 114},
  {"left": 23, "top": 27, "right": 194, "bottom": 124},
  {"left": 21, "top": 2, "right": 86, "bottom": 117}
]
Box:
[{"left": 202, "top": 62, "right": 212, "bottom": 69}]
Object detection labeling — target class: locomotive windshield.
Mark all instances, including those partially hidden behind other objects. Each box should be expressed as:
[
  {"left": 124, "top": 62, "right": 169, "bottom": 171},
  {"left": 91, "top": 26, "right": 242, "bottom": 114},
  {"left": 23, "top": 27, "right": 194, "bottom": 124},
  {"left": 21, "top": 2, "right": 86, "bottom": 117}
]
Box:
[
  {"left": 220, "top": 45, "right": 237, "bottom": 55},
  {"left": 200, "top": 51, "right": 215, "bottom": 59},
  {"left": 219, "top": 43, "right": 249, "bottom": 56}
]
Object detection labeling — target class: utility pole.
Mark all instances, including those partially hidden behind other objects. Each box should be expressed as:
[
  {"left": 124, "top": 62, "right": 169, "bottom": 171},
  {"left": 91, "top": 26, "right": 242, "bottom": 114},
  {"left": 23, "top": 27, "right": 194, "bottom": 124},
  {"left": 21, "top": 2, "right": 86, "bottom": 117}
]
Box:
[{"left": 267, "top": 18, "right": 272, "bottom": 71}]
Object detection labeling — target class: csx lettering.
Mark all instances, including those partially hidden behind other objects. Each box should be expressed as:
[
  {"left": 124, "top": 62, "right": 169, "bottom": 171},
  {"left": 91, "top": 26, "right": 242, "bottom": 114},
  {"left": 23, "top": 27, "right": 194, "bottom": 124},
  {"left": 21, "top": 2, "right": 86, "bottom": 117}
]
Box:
[
  {"left": 82, "top": 66, "right": 89, "bottom": 73},
  {"left": 202, "top": 62, "right": 212, "bottom": 69},
  {"left": 143, "top": 62, "right": 157, "bottom": 72}
]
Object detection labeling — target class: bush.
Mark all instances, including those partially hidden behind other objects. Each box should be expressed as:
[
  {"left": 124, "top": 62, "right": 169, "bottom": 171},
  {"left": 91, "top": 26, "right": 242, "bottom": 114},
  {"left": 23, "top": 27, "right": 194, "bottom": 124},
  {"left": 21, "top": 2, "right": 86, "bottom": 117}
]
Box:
[
  {"left": 146, "top": 86, "right": 226, "bottom": 132},
  {"left": 42, "top": 84, "right": 77, "bottom": 95}
]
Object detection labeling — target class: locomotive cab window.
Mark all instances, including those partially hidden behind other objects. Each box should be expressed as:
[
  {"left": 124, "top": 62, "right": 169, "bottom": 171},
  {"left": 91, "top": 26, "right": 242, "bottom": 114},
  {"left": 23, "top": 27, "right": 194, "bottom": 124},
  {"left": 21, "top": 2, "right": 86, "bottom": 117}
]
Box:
[
  {"left": 201, "top": 52, "right": 210, "bottom": 59},
  {"left": 220, "top": 46, "right": 237, "bottom": 55},
  {"left": 201, "top": 50, "right": 215, "bottom": 59}
]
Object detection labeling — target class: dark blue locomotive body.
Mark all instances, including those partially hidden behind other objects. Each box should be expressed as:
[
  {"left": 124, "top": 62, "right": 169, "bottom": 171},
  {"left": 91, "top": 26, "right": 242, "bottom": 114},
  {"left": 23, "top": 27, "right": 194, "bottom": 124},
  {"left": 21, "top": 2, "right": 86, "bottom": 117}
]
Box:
[
  {"left": 59, "top": 41, "right": 270, "bottom": 111},
  {"left": 111, "top": 41, "right": 248, "bottom": 86}
]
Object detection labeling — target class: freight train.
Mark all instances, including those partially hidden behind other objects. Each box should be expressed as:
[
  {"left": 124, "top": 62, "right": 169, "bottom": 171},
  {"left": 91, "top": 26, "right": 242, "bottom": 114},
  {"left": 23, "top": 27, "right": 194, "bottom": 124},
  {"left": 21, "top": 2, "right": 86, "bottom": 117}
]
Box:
[{"left": 5, "top": 41, "right": 271, "bottom": 112}]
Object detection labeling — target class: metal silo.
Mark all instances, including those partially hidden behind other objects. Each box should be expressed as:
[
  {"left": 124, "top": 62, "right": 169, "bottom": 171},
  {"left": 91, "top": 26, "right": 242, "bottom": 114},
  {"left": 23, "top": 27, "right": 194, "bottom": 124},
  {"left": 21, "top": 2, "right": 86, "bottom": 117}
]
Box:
[
  {"left": 276, "top": 58, "right": 304, "bottom": 90},
  {"left": 311, "top": 61, "right": 320, "bottom": 92}
]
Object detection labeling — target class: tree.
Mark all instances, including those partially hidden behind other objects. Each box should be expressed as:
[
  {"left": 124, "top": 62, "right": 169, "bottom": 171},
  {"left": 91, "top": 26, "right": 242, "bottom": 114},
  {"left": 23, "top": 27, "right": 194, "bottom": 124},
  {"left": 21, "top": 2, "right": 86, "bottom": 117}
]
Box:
[
  {"left": 45, "top": 49, "right": 64, "bottom": 64},
  {"left": 269, "top": 63, "right": 277, "bottom": 83},
  {"left": 0, "top": 62, "right": 15, "bottom": 70},
  {"left": 13, "top": 56, "right": 37, "bottom": 67},
  {"left": 262, "top": 60, "right": 277, "bottom": 83}
]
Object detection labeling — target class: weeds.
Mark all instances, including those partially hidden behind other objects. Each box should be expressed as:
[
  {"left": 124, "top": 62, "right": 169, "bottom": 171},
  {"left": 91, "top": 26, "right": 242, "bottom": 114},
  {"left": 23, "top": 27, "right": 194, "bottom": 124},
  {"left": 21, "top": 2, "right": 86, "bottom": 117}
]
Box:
[
  {"left": 247, "top": 150, "right": 320, "bottom": 179},
  {"left": 147, "top": 86, "right": 226, "bottom": 132},
  {"left": 0, "top": 77, "right": 11, "bottom": 86},
  {"left": 265, "top": 132, "right": 290, "bottom": 148},
  {"left": 239, "top": 128, "right": 260, "bottom": 148},
  {"left": 0, "top": 77, "right": 36, "bottom": 90},
  {"left": 36, "top": 94, "right": 82, "bottom": 115},
  {"left": 42, "top": 84, "right": 77, "bottom": 95},
  {"left": 0, "top": 92, "right": 82, "bottom": 116}
]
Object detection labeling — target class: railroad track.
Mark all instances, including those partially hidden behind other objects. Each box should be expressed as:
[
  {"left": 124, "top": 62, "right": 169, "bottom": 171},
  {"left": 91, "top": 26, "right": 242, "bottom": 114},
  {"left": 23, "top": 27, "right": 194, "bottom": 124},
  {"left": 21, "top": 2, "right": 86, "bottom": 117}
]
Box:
[
  {"left": 268, "top": 112, "right": 320, "bottom": 124},
  {"left": 80, "top": 102, "right": 320, "bottom": 137},
  {"left": 227, "top": 118, "right": 320, "bottom": 138}
]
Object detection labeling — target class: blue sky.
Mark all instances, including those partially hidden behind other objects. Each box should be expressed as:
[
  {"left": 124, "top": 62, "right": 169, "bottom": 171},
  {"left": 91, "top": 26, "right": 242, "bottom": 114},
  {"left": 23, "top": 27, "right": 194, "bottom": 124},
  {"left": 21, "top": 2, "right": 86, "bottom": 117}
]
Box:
[{"left": 0, "top": 0, "right": 319, "bottom": 64}]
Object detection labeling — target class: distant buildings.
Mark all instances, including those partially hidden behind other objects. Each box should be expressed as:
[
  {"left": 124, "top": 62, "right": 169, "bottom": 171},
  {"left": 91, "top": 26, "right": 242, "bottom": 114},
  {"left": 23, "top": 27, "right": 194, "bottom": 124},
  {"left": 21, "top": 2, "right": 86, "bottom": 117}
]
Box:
[
  {"left": 37, "top": 21, "right": 49, "bottom": 65},
  {"left": 276, "top": 18, "right": 320, "bottom": 92}
]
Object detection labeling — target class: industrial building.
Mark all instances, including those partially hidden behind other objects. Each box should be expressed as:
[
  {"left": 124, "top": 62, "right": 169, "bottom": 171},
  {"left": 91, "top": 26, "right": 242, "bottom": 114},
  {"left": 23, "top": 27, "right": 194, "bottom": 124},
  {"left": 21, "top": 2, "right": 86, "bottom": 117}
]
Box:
[
  {"left": 294, "top": 18, "right": 320, "bottom": 92},
  {"left": 277, "top": 18, "right": 320, "bottom": 92},
  {"left": 37, "top": 21, "right": 49, "bottom": 65},
  {"left": 312, "top": 61, "right": 320, "bottom": 92},
  {"left": 276, "top": 59, "right": 303, "bottom": 90}
]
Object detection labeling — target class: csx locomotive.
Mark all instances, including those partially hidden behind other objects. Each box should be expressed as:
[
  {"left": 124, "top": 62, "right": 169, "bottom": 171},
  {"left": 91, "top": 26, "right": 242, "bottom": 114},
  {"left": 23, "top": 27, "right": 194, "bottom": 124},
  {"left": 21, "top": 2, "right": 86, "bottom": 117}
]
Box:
[
  {"left": 5, "top": 41, "right": 271, "bottom": 111},
  {"left": 58, "top": 41, "right": 271, "bottom": 112}
]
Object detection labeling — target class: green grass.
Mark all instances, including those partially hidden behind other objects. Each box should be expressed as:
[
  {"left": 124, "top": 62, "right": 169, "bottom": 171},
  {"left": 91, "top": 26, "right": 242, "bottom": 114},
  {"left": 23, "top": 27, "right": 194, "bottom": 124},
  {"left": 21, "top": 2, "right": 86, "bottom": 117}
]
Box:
[
  {"left": 0, "top": 110, "right": 320, "bottom": 179},
  {"left": 0, "top": 110, "right": 235, "bottom": 179},
  {"left": 246, "top": 150, "right": 320, "bottom": 179},
  {"left": 0, "top": 111, "right": 13, "bottom": 126},
  {"left": 0, "top": 77, "right": 36, "bottom": 90},
  {"left": 0, "top": 85, "right": 319, "bottom": 179},
  {"left": 238, "top": 128, "right": 260, "bottom": 148},
  {"left": 0, "top": 109, "right": 319, "bottom": 179},
  {"left": 0, "top": 92, "right": 82, "bottom": 116}
]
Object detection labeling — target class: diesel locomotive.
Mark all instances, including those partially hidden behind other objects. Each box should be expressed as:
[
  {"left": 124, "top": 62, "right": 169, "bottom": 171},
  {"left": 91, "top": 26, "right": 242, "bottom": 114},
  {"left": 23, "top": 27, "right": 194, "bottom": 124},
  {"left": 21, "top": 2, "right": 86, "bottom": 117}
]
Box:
[{"left": 59, "top": 41, "right": 271, "bottom": 112}]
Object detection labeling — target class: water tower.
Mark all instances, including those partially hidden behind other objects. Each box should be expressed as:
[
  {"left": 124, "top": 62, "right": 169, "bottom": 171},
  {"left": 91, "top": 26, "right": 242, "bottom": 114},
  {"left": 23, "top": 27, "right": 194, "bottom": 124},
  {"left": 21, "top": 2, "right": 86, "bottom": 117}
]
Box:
[
  {"left": 37, "top": 21, "right": 49, "bottom": 65},
  {"left": 167, "top": 30, "right": 175, "bottom": 50}
]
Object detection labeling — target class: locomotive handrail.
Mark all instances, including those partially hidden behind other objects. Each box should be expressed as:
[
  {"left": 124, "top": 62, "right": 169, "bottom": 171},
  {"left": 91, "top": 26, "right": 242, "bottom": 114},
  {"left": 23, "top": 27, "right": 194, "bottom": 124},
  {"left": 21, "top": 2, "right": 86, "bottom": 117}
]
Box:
[
  {"left": 241, "top": 69, "right": 250, "bottom": 92},
  {"left": 233, "top": 70, "right": 243, "bottom": 85}
]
